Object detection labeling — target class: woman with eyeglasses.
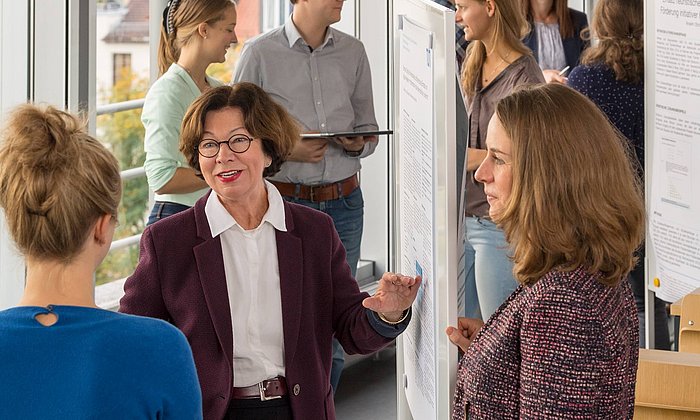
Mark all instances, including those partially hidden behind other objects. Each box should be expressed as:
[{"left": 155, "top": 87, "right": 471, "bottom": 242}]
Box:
[
  {"left": 0, "top": 104, "right": 201, "bottom": 419},
  {"left": 142, "top": 0, "right": 237, "bottom": 225},
  {"left": 121, "top": 83, "right": 421, "bottom": 420}
]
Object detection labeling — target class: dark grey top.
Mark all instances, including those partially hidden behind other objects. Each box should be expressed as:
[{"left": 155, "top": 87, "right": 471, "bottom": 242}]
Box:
[{"left": 464, "top": 54, "right": 544, "bottom": 217}]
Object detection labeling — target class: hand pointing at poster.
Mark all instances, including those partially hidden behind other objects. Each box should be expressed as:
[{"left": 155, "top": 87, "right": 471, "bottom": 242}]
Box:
[{"left": 363, "top": 272, "right": 422, "bottom": 322}]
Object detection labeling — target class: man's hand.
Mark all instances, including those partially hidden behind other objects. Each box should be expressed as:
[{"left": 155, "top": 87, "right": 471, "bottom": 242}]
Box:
[
  {"left": 335, "top": 135, "right": 377, "bottom": 153},
  {"left": 288, "top": 137, "right": 329, "bottom": 163}
]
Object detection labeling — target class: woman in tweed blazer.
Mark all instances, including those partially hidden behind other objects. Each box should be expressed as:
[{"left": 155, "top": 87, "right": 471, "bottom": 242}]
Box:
[{"left": 446, "top": 83, "right": 644, "bottom": 419}]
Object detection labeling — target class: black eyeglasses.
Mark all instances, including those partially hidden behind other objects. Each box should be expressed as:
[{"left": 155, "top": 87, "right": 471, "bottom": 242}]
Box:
[{"left": 197, "top": 134, "right": 253, "bottom": 158}]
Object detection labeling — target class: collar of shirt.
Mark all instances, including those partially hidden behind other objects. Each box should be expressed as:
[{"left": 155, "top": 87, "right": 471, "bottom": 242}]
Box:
[
  {"left": 284, "top": 15, "right": 335, "bottom": 50},
  {"left": 205, "top": 180, "right": 287, "bottom": 237}
]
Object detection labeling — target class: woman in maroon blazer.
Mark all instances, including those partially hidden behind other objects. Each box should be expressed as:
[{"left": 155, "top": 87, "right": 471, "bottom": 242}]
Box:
[
  {"left": 121, "top": 83, "right": 420, "bottom": 420},
  {"left": 446, "top": 84, "right": 644, "bottom": 419}
]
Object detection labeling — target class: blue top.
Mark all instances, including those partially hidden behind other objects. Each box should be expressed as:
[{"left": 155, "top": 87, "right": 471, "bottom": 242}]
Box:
[
  {"left": 0, "top": 305, "right": 202, "bottom": 419},
  {"left": 568, "top": 63, "right": 644, "bottom": 171}
]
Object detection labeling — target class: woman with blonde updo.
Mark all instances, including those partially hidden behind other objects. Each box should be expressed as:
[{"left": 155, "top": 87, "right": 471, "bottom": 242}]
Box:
[
  {"left": 0, "top": 104, "right": 202, "bottom": 419},
  {"left": 144, "top": 0, "right": 238, "bottom": 225}
]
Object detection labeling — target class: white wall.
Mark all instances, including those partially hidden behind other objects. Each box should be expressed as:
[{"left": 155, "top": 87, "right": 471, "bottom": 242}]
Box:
[{"left": 0, "top": 1, "right": 29, "bottom": 309}]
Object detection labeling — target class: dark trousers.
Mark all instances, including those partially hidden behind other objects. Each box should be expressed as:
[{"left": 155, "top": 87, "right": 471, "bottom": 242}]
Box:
[
  {"left": 226, "top": 396, "right": 293, "bottom": 420},
  {"left": 629, "top": 246, "right": 671, "bottom": 350}
]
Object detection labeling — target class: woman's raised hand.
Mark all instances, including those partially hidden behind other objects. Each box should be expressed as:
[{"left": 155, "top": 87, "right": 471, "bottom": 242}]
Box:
[{"left": 362, "top": 272, "right": 421, "bottom": 322}]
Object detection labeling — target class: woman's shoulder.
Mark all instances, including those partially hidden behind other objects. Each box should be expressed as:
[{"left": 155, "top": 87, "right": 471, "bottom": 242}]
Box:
[
  {"left": 570, "top": 62, "right": 612, "bottom": 76},
  {"left": 569, "top": 63, "right": 630, "bottom": 91},
  {"left": 523, "top": 267, "right": 604, "bottom": 310},
  {"left": 507, "top": 55, "right": 545, "bottom": 84},
  {"left": 99, "top": 311, "right": 194, "bottom": 360},
  {"left": 568, "top": 8, "right": 589, "bottom": 27},
  {"left": 526, "top": 267, "right": 632, "bottom": 313},
  {"left": 145, "top": 65, "right": 194, "bottom": 103},
  {"left": 146, "top": 205, "right": 199, "bottom": 242}
]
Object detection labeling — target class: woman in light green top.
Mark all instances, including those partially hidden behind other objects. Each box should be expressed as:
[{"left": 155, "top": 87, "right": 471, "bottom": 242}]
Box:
[{"left": 143, "top": 0, "right": 238, "bottom": 225}]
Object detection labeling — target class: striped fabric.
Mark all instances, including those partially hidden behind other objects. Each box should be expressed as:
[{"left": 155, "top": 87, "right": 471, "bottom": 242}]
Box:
[{"left": 452, "top": 266, "right": 638, "bottom": 419}]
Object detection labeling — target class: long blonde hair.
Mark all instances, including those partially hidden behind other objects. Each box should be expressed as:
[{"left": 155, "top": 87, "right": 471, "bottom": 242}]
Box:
[
  {"left": 494, "top": 84, "right": 644, "bottom": 286},
  {"left": 158, "top": 0, "right": 235, "bottom": 75},
  {"left": 0, "top": 104, "right": 121, "bottom": 262},
  {"left": 461, "top": 0, "right": 531, "bottom": 97}
]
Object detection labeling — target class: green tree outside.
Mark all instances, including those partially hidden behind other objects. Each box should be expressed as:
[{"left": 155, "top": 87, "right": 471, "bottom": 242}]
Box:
[{"left": 95, "top": 67, "right": 149, "bottom": 285}]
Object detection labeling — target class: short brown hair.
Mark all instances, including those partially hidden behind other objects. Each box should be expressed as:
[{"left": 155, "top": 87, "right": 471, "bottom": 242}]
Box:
[
  {"left": 493, "top": 84, "right": 644, "bottom": 286},
  {"left": 180, "top": 83, "right": 299, "bottom": 178},
  {"left": 580, "top": 0, "right": 643, "bottom": 83},
  {"left": 0, "top": 104, "right": 122, "bottom": 262}
]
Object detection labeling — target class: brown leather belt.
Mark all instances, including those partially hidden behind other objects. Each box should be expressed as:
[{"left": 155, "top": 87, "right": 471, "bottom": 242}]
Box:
[
  {"left": 271, "top": 174, "right": 359, "bottom": 203},
  {"left": 231, "top": 377, "right": 288, "bottom": 400}
]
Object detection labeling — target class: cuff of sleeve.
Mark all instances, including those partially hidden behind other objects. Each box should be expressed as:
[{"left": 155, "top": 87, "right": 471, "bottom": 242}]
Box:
[{"left": 366, "top": 308, "right": 412, "bottom": 338}]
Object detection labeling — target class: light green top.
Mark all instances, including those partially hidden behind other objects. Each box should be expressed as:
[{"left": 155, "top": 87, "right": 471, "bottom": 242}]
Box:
[{"left": 142, "top": 63, "right": 222, "bottom": 206}]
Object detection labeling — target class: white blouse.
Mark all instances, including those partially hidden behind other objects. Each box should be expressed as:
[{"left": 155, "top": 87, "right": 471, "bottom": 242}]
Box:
[
  {"left": 205, "top": 181, "right": 288, "bottom": 387},
  {"left": 534, "top": 22, "right": 567, "bottom": 71}
]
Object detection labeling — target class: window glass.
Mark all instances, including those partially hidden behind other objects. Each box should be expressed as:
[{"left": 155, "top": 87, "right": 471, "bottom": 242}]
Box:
[{"left": 94, "top": 0, "right": 282, "bottom": 286}]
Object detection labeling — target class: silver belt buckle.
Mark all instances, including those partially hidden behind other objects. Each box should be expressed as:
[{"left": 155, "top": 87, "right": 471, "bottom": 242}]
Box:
[{"left": 259, "top": 380, "right": 282, "bottom": 401}]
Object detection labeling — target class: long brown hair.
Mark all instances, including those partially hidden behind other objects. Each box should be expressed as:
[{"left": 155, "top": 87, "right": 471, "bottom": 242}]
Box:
[
  {"left": 522, "top": 0, "right": 574, "bottom": 39},
  {"left": 461, "top": 0, "right": 531, "bottom": 97},
  {"left": 493, "top": 84, "right": 644, "bottom": 286},
  {"left": 158, "top": 0, "right": 235, "bottom": 75},
  {"left": 0, "top": 104, "right": 121, "bottom": 262},
  {"left": 580, "top": 0, "right": 643, "bottom": 83}
]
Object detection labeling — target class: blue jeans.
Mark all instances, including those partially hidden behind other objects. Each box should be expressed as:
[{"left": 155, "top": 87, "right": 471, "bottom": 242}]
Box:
[
  {"left": 147, "top": 201, "right": 190, "bottom": 226},
  {"left": 281, "top": 187, "right": 364, "bottom": 394},
  {"left": 463, "top": 217, "right": 517, "bottom": 320}
]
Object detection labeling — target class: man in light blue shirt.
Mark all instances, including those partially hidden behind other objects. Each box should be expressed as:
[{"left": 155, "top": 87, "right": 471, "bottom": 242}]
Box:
[{"left": 233, "top": 0, "right": 378, "bottom": 394}]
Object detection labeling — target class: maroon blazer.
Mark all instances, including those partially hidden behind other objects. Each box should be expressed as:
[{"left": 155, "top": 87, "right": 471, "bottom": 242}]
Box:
[{"left": 120, "top": 193, "right": 394, "bottom": 419}]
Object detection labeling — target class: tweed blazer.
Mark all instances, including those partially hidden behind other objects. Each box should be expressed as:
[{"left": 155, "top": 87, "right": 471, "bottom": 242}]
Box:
[
  {"left": 523, "top": 8, "right": 590, "bottom": 70},
  {"left": 120, "top": 193, "right": 397, "bottom": 420},
  {"left": 452, "top": 266, "right": 638, "bottom": 419}
]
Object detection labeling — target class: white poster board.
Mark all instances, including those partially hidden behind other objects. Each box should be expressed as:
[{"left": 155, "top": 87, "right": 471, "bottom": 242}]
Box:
[
  {"left": 394, "top": 1, "right": 458, "bottom": 419},
  {"left": 646, "top": 0, "right": 700, "bottom": 306}
]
